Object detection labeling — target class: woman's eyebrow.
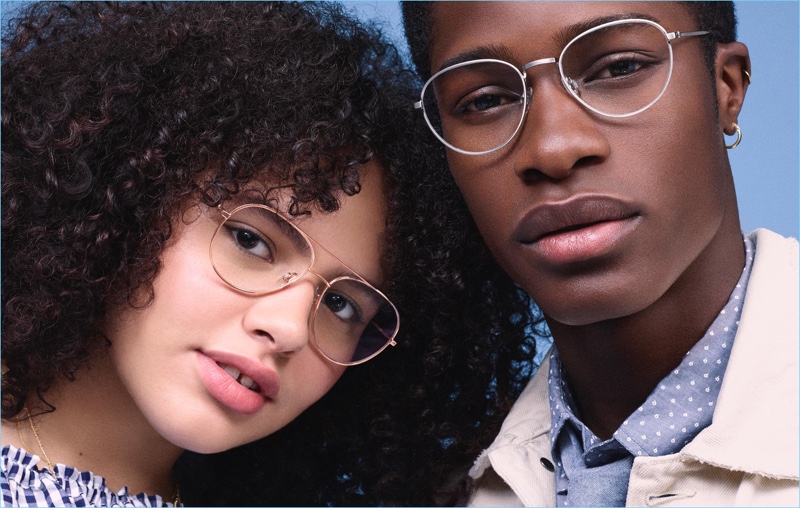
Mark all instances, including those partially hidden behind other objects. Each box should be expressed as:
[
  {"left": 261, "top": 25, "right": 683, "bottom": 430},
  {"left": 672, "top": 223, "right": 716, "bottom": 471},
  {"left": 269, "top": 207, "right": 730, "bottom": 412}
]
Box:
[
  {"left": 313, "top": 247, "right": 384, "bottom": 288},
  {"left": 248, "top": 206, "right": 313, "bottom": 257}
]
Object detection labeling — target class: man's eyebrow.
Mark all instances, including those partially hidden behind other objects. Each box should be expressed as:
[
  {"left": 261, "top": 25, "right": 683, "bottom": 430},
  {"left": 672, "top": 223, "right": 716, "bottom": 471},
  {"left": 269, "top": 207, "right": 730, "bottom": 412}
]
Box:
[
  {"left": 553, "top": 13, "right": 659, "bottom": 47},
  {"left": 437, "top": 45, "right": 516, "bottom": 73},
  {"left": 436, "top": 12, "right": 660, "bottom": 73}
]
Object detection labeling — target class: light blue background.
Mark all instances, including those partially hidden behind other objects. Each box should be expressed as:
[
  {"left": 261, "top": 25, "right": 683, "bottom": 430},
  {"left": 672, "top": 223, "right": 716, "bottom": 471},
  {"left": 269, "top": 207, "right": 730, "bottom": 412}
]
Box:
[{"left": 3, "top": 1, "right": 798, "bottom": 238}]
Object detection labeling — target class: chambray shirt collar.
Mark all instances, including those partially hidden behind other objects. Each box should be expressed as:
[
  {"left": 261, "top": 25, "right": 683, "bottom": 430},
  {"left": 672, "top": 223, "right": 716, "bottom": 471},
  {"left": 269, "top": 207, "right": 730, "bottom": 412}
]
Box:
[{"left": 547, "top": 235, "right": 755, "bottom": 506}]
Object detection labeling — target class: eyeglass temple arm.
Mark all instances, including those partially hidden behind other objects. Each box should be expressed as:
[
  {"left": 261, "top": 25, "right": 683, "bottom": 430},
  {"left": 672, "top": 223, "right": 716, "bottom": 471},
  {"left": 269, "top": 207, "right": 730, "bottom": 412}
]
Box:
[
  {"left": 217, "top": 204, "right": 232, "bottom": 220},
  {"left": 667, "top": 30, "right": 711, "bottom": 41},
  {"left": 371, "top": 320, "right": 397, "bottom": 346}
]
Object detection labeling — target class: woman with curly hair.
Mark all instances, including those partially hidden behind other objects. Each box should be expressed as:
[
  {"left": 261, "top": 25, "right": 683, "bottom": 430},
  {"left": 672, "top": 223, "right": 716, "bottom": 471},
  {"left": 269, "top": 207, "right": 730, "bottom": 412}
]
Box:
[{"left": 2, "top": 2, "right": 541, "bottom": 506}]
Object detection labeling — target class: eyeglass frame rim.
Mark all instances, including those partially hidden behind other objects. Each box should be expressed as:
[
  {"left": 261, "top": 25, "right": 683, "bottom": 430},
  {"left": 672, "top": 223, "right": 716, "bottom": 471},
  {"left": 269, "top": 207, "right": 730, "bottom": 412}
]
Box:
[
  {"left": 209, "top": 202, "right": 399, "bottom": 366},
  {"left": 414, "top": 18, "right": 710, "bottom": 156}
]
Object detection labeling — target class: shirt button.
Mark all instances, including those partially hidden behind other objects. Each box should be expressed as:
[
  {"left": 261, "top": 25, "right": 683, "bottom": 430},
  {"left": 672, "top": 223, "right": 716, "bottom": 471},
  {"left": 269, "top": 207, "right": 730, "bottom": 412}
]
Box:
[{"left": 540, "top": 457, "right": 555, "bottom": 472}]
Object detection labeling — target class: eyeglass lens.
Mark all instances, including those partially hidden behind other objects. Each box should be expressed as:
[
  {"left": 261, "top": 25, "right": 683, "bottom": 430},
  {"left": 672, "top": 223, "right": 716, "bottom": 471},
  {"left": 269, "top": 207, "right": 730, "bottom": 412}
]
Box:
[
  {"left": 210, "top": 204, "right": 399, "bottom": 365},
  {"left": 422, "top": 20, "right": 672, "bottom": 154}
]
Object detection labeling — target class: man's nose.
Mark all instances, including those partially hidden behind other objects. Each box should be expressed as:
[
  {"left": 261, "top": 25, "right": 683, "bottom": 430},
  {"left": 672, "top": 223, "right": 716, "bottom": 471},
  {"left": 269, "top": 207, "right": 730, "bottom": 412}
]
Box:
[{"left": 511, "top": 71, "right": 610, "bottom": 182}]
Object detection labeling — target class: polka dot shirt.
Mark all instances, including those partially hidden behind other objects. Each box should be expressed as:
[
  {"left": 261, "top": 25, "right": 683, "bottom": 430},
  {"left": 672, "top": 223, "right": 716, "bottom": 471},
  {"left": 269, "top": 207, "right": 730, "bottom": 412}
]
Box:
[{"left": 548, "top": 236, "right": 755, "bottom": 506}]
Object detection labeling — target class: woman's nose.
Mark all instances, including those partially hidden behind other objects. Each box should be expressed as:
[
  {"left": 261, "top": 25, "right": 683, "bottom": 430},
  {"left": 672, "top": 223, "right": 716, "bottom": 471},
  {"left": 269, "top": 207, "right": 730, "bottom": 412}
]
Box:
[{"left": 241, "top": 279, "right": 317, "bottom": 356}]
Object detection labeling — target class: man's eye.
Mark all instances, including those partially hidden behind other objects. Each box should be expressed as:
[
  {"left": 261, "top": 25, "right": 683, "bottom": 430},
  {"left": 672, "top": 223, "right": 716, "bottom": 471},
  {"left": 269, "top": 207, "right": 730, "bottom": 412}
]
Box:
[
  {"left": 456, "top": 87, "right": 522, "bottom": 114},
  {"left": 467, "top": 93, "right": 503, "bottom": 111},
  {"left": 605, "top": 59, "right": 644, "bottom": 77},
  {"left": 581, "top": 53, "right": 654, "bottom": 82}
]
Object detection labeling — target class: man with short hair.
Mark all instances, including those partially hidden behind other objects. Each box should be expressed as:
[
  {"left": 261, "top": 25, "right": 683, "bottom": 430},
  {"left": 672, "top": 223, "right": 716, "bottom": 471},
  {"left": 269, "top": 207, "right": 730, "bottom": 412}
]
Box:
[{"left": 402, "top": 2, "right": 798, "bottom": 505}]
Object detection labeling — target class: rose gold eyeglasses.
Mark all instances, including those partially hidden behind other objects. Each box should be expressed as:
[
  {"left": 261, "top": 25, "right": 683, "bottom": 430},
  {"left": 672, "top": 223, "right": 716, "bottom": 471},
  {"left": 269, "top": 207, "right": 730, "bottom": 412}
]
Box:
[{"left": 209, "top": 204, "right": 398, "bottom": 365}]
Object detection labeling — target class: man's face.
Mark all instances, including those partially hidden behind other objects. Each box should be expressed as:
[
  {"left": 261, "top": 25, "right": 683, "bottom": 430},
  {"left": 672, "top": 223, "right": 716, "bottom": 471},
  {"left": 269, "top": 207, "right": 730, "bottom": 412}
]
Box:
[{"left": 427, "top": 2, "right": 737, "bottom": 325}]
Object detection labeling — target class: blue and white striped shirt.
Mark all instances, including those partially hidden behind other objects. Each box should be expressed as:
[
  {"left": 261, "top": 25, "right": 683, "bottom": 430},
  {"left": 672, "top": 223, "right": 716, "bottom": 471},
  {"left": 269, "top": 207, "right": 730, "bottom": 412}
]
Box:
[{"left": 2, "top": 445, "right": 181, "bottom": 507}]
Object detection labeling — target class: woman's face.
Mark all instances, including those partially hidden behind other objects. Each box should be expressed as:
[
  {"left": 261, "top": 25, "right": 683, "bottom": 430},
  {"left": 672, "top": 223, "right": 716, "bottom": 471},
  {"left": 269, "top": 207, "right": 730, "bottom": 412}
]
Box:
[{"left": 106, "top": 163, "right": 388, "bottom": 453}]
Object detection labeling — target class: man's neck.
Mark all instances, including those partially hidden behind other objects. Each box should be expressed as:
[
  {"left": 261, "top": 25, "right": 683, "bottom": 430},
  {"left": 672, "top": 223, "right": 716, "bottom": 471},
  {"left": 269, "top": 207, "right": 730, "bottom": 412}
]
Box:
[{"left": 547, "top": 228, "right": 746, "bottom": 440}]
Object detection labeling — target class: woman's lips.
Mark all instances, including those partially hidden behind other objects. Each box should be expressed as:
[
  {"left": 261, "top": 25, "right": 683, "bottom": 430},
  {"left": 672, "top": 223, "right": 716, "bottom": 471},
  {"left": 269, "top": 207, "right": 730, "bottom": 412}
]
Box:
[
  {"left": 514, "top": 196, "right": 641, "bottom": 265},
  {"left": 195, "top": 350, "right": 280, "bottom": 414}
]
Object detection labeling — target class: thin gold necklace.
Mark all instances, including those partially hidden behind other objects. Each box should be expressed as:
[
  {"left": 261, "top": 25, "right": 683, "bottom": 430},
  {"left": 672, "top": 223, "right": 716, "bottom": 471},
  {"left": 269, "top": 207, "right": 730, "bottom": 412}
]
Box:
[
  {"left": 17, "top": 408, "right": 181, "bottom": 505},
  {"left": 17, "top": 408, "right": 58, "bottom": 478}
]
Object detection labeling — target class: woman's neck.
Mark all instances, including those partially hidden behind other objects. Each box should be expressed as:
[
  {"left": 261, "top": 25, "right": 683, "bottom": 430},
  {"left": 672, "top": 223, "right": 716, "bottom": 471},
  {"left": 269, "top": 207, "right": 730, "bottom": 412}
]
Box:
[{"left": 2, "top": 348, "right": 183, "bottom": 500}]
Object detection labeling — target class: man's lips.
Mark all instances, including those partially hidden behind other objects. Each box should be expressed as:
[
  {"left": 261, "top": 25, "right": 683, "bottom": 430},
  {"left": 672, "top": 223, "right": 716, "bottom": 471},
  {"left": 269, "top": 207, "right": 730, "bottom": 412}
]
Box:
[{"left": 514, "top": 195, "right": 639, "bottom": 244}]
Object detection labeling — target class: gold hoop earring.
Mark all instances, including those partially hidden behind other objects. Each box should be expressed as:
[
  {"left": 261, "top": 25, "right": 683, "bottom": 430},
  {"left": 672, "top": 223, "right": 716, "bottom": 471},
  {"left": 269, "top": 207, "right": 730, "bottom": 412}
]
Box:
[
  {"left": 743, "top": 69, "right": 752, "bottom": 85},
  {"left": 725, "top": 123, "right": 742, "bottom": 150}
]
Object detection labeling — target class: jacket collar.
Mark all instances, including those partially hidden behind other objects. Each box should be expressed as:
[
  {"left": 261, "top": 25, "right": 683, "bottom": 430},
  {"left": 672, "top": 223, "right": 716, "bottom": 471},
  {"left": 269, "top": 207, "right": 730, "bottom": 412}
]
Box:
[{"left": 681, "top": 229, "right": 798, "bottom": 480}]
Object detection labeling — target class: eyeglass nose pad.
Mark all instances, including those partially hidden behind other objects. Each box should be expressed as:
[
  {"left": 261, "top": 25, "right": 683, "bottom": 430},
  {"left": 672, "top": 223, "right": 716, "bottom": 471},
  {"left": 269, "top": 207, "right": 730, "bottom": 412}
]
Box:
[
  {"left": 565, "top": 77, "right": 580, "bottom": 97},
  {"left": 280, "top": 271, "right": 299, "bottom": 287},
  {"left": 524, "top": 86, "right": 533, "bottom": 114}
]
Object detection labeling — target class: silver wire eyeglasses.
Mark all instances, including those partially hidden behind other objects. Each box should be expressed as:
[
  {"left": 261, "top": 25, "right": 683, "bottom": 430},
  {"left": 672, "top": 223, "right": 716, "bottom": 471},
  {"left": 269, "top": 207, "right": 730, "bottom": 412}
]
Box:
[
  {"left": 414, "top": 18, "right": 710, "bottom": 155},
  {"left": 210, "top": 203, "right": 399, "bottom": 366}
]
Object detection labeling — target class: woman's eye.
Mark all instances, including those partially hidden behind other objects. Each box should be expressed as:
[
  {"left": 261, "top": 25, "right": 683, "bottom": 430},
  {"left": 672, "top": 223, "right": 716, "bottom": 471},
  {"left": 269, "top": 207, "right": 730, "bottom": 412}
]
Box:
[
  {"left": 227, "top": 225, "right": 273, "bottom": 262},
  {"left": 322, "top": 292, "right": 360, "bottom": 322}
]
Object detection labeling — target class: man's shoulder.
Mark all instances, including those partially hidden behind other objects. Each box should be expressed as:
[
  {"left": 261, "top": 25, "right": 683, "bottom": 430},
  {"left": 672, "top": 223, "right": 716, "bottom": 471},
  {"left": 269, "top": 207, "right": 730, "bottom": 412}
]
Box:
[
  {"left": 747, "top": 228, "right": 798, "bottom": 256},
  {"left": 744, "top": 228, "right": 798, "bottom": 308},
  {"left": 684, "top": 228, "right": 799, "bottom": 480}
]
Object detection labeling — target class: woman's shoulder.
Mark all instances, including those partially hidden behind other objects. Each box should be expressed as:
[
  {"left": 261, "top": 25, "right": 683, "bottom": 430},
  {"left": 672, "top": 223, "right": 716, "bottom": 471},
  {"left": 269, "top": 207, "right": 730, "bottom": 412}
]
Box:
[{"left": 2, "top": 445, "right": 180, "bottom": 507}]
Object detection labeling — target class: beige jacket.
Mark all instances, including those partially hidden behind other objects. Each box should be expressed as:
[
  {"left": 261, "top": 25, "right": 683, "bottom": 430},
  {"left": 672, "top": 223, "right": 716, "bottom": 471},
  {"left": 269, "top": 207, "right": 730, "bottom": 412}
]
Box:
[{"left": 469, "top": 229, "right": 799, "bottom": 506}]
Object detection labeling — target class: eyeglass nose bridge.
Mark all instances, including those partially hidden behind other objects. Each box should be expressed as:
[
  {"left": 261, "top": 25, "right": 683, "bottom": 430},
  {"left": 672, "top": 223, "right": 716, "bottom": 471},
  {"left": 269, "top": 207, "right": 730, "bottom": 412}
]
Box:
[
  {"left": 271, "top": 268, "right": 332, "bottom": 324},
  {"left": 518, "top": 56, "right": 584, "bottom": 132},
  {"left": 276, "top": 264, "right": 331, "bottom": 299},
  {"left": 521, "top": 56, "right": 557, "bottom": 72},
  {"left": 264, "top": 269, "right": 332, "bottom": 361},
  {"left": 521, "top": 57, "right": 583, "bottom": 104}
]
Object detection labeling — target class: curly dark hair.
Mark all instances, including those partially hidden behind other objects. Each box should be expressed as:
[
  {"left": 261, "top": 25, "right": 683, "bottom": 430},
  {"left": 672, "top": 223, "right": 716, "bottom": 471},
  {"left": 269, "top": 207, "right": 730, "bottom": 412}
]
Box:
[
  {"left": 401, "top": 1, "right": 737, "bottom": 83},
  {"left": 2, "top": 1, "right": 542, "bottom": 505}
]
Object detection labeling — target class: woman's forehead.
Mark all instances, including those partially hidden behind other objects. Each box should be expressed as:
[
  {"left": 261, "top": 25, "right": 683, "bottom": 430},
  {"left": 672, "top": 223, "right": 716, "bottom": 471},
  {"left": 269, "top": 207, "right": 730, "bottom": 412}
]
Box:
[{"left": 285, "top": 161, "right": 388, "bottom": 287}]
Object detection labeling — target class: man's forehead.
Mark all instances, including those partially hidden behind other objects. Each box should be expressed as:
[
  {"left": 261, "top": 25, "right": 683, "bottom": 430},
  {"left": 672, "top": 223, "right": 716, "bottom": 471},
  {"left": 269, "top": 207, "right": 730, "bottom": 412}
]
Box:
[{"left": 428, "top": 2, "right": 694, "bottom": 69}]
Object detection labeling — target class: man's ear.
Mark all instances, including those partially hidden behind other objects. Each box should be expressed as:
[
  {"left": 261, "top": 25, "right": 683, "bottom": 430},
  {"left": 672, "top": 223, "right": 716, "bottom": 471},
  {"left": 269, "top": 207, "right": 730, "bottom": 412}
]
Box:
[{"left": 715, "top": 41, "right": 751, "bottom": 135}]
